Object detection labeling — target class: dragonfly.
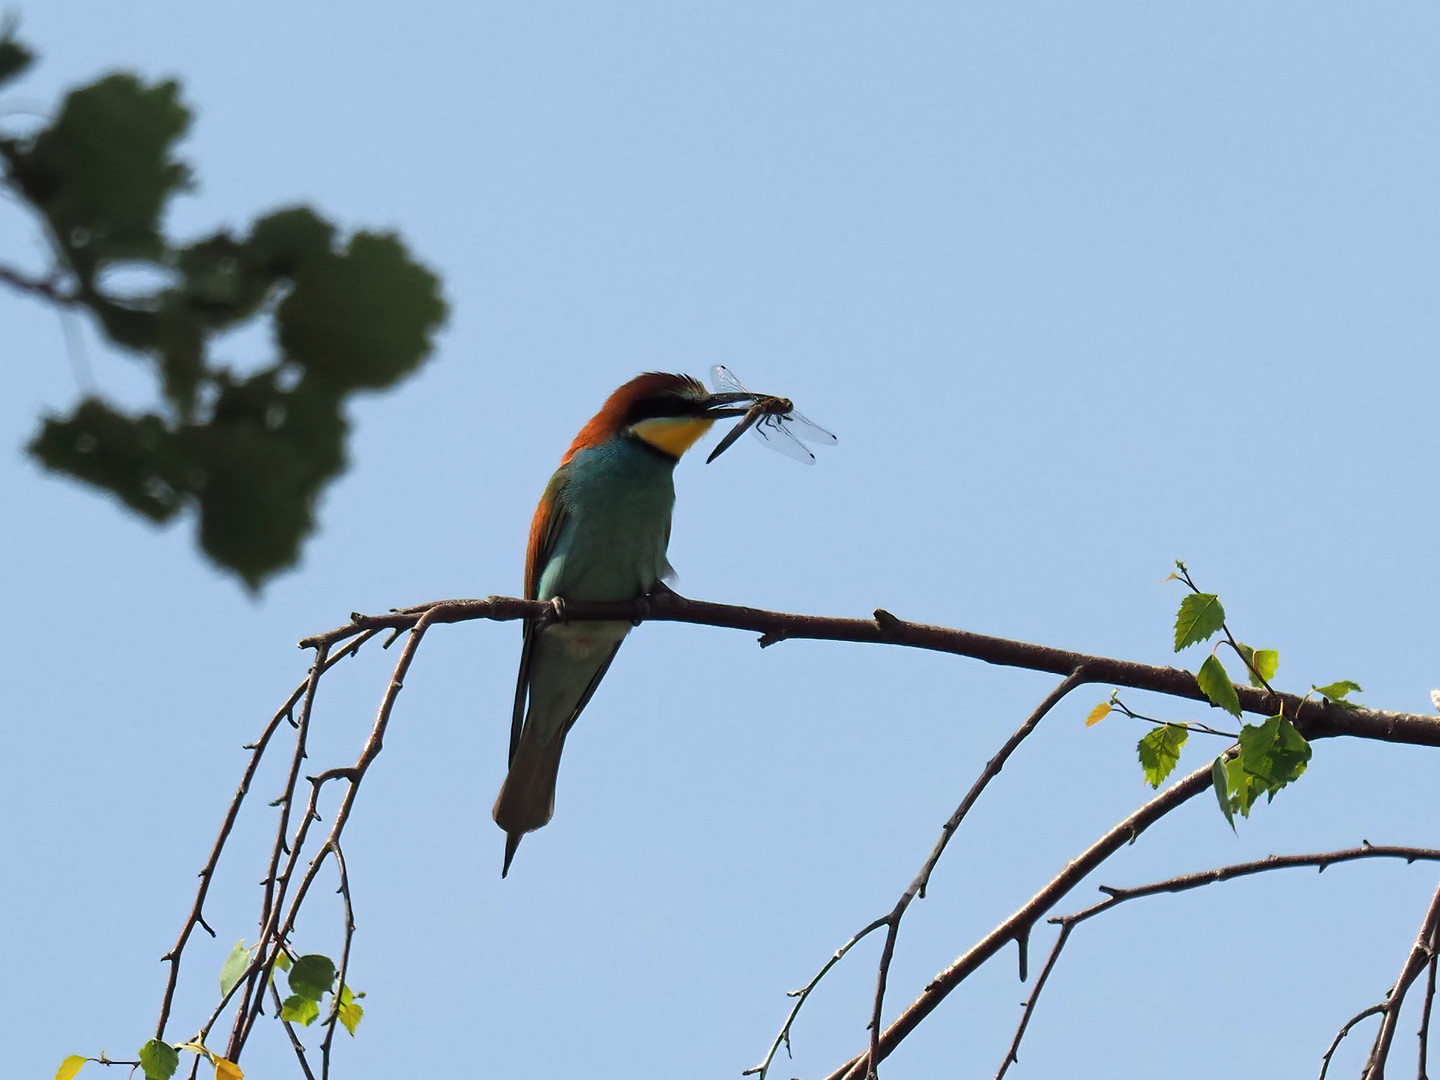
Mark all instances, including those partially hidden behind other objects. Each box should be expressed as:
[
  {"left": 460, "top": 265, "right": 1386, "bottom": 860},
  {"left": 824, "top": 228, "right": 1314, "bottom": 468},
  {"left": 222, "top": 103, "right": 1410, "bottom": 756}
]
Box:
[{"left": 705, "top": 365, "right": 838, "bottom": 465}]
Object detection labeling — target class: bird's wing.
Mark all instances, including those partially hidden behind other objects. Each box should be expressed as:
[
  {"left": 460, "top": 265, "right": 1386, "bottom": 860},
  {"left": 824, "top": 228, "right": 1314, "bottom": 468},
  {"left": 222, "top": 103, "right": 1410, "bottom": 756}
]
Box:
[{"left": 510, "top": 468, "right": 571, "bottom": 765}]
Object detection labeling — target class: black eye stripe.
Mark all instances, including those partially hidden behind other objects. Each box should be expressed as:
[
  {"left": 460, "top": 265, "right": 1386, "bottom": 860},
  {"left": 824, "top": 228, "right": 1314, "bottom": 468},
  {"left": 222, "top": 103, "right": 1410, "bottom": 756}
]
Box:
[{"left": 625, "top": 395, "right": 707, "bottom": 424}]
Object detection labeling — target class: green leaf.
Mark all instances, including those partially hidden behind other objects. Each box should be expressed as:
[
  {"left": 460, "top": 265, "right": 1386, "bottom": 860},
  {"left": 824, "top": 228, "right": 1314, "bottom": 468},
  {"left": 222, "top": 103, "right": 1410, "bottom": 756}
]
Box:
[
  {"left": 220, "top": 939, "right": 249, "bottom": 997},
  {"left": 1234, "top": 643, "right": 1279, "bottom": 687},
  {"left": 276, "top": 231, "right": 447, "bottom": 391},
  {"left": 55, "top": 1055, "right": 86, "bottom": 1080},
  {"left": 1315, "top": 680, "right": 1362, "bottom": 706},
  {"left": 1211, "top": 756, "right": 1235, "bottom": 831},
  {"left": 9, "top": 75, "right": 193, "bottom": 274},
  {"left": 273, "top": 951, "right": 293, "bottom": 972},
  {"left": 138, "top": 1040, "right": 179, "bottom": 1080},
  {"left": 1197, "top": 654, "right": 1242, "bottom": 717},
  {"left": 0, "top": 19, "right": 35, "bottom": 87},
  {"left": 1174, "top": 592, "right": 1226, "bottom": 651},
  {"left": 1237, "top": 716, "right": 1312, "bottom": 799},
  {"left": 1137, "top": 724, "right": 1189, "bottom": 788},
  {"left": 337, "top": 984, "right": 365, "bottom": 1036},
  {"left": 288, "top": 954, "right": 336, "bottom": 1001},
  {"left": 280, "top": 994, "right": 320, "bottom": 1027}
]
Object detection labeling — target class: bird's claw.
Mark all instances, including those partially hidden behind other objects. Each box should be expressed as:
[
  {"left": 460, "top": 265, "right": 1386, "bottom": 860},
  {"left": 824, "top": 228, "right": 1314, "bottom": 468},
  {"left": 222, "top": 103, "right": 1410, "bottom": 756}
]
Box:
[{"left": 535, "top": 596, "right": 569, "bottom": 632}]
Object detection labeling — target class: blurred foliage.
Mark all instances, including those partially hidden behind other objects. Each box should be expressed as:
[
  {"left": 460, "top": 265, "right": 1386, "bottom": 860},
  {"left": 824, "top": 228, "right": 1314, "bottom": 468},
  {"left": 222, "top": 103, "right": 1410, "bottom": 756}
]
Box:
[{"left": 0, "top": 24, "right": 447, "bottom": 589}]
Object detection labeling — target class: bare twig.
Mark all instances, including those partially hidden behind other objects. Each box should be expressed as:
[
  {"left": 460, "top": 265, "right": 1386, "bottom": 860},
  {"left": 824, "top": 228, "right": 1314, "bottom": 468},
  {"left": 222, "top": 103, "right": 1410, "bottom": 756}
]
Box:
[
  {"left": 1321, "top": 1004, "right": 1387, "bottom": 1079},
  {"left": 228, "top": 642, "right": 333, "bottom": 1053},
  {"left": 859, "top": 669, "right": 1089, "bottom": 1078},
  {"left": 155, "top": 633, "right": 380, "bottom": 1043},
  {"left": 1419, "top": 953, "right": 1438, "bottom": 1080},
  {"left": 269, "top": 979, "right": 317, "bottom": 1080},
  {"left": 230, "top": 609, "right": 438, "bottom": 1062},
  {"left": 744, "top": 917, "right": 890, "bottom": 1080},
  {"left": 0, "top": 262, "right": 77, "bottom": 304},
  {"left": 319, "top": 841, "right": 357, "bottom": 1080},
  {"left": 992, "top": 847, "right": 1440, "bottom": 1075},
  {"left": 824, "top": 756, "right": 1225, "bottom": 1080},
  {"left": 1364, "top": 877, "right": 1440, "bottom": 1078},
  {"left": 994, "top": 923, "right": 1074, "bottom": 1080}
]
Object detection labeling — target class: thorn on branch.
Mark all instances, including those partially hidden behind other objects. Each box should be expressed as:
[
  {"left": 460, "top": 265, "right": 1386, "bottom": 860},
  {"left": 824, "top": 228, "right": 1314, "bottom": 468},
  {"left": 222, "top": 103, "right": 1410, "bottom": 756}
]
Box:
[
  {"left": 873, "top": 608, "right": 900, "bottom": 632},
  {"left": 758, "top": 631, "right": 787, "bottom": 648},
  {"left": 382, "top": 627, "right": 404, "bottom": 649},
  {"left": 196, "top": 914, "right": 215, "bottom": 937}
]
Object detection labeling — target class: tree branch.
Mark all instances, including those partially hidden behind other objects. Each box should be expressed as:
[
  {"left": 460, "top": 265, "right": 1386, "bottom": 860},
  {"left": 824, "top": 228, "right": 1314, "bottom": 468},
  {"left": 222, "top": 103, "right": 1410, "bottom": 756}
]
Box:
[
  {"left": 302, "top": 594, "right": 1440, "bottom": 748},
  {"left": 823, "top": 756, "right": 1226, "bottom": 1080},
  {"left": 993, "top": 847, "right": 1440, "bottom": 1075},
  {"left": 1364, "top": 876, "right": 1440, "bottom": 1077},
  {"left": 858, "top": 669, "right": 1089, "bottom": 1078}
]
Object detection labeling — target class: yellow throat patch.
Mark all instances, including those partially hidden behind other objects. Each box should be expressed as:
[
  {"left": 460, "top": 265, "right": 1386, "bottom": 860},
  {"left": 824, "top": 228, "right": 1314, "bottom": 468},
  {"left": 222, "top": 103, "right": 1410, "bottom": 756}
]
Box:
[{"left": 631, "top": 416, "right": 714, "bottom": 459}]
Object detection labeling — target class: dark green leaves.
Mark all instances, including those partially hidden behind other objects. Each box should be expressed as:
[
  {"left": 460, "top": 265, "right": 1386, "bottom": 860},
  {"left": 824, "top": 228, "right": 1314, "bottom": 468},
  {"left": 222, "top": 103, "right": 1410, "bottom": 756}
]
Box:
[
  {"left": 7, "top": 75, "right": 192, "bottom": 272},
  {"left": 1197, "top": 654, "right": 1241, "bottom": 717},
  {"left": 277, "top": 232, "right": 446, "bottom": 390},
  {"left": 287, "top": 954, "right": 336, "bottom": 1001},
  {"left": 0, "top": 18, "right": 34, "bottom": 88},
  {"left": 138, "top": 1040, "right": 178, "bottom": 1080},
  {"left": 1137, "top": 724, "right": 1189, "bottom": 787},
  {"left": 1174, "top": 593, "right": 1225, "bottom": 651},
  {"left": 3, "top": 40, "right": 447, "bottom": 589},
  {"left": 1214, "top": 717, "right": 1312, "bottom": 820}
]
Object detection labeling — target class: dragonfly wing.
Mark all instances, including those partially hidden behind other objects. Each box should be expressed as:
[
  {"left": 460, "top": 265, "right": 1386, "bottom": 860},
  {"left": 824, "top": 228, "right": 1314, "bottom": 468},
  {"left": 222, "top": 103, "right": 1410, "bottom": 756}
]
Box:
[
  {"left": 752, "top": 414, "right": 819, "bottom": 464},
  {"left": 710, "top": 364, "right": 751, "bottom": 395},
  {"left": 780, "top": 409, "right": 837, "bottom": 448}
]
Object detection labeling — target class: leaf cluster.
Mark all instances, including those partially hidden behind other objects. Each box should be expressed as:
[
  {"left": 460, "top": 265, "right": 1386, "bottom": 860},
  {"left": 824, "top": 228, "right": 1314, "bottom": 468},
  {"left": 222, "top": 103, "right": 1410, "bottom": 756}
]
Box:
[
  {"left": 1093, "top": 563, "right": 1356, "bottom": 828},
  {"left": 1, "top": 28, "right": 447, "bottom": 588}
]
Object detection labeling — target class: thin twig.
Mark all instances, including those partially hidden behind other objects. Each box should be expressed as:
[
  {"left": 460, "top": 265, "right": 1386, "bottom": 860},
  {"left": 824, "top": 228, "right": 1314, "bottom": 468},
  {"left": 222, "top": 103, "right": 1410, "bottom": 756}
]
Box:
[
  {"left": 155, "top": 633, "right": 378, "bottom": 1044},
  {"left": 988, "top": 847, "right": 1440, "bottom": 1075},
  {"left": 859, "top": 669, "right": 1089, "bottom": 1078},
  {"left": 269, "top": 979, "right": 317, "bottom": 1080},
  {"left": 1321, "top": 1005, "right": 1386, "bottom": 1079},
  {"left": 230, "top": 610, "right": 438, "bottom": 1062},
  {"left": 228, "top": 641, "right": 332, "bottom": 1053},
  {"left": 0, "top": 262, "right": 77, "bottom": 304},
  {"left": 1419, "top": 953, "right": 1438, "bottom": 1080},
  {"left": 994, "top": 923, "right": 1073, "bottom": 1080},
  {"left": 743, "top": 917, "right": 890, "bottom": 1080},
  {"left": 1364, "top": 877, "right": 1440, "bottom": 1078},
  {"left": 823, "top": 757, "right": 1223, "bottom": 1080},
  {"left": 319, "top": 841, "right": 357, "bottom": 1080}
]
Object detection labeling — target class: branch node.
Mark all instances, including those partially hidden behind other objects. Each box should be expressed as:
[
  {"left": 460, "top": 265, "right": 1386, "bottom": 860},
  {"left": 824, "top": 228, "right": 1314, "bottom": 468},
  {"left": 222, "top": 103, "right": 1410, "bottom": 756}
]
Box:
[
  {"left": 873, "top": 608, "right": 900, "bottom": 632},
  {"left": 758, "top": 631, "right": 788, "bottom": 648}
]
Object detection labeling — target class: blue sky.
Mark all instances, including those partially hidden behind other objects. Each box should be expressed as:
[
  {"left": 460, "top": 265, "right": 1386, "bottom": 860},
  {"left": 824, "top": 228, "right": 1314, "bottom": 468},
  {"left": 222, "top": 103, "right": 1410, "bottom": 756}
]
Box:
[{"left": 5, "top": 4, "right": 1440, "bottom": 1078}]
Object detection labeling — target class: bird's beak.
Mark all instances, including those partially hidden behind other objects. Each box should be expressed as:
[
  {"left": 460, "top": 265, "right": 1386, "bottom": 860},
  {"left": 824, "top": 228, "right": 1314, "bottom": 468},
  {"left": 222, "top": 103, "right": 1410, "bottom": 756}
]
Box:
[{"left": 702, "top": 391, "right": 757, "bottom": 420}]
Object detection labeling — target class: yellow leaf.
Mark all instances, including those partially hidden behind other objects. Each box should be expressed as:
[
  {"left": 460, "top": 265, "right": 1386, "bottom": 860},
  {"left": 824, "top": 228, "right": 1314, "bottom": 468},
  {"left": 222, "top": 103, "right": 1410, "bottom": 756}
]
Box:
[
  {"left": 215, "top": 1059, "right": 244, "bottom": 1080},
  {"left": 1085, "top": 702, "right": 1111, "bottom": 727},
  {"left": 55, "top": 1055, "right": 86, "bottom": 1080}
]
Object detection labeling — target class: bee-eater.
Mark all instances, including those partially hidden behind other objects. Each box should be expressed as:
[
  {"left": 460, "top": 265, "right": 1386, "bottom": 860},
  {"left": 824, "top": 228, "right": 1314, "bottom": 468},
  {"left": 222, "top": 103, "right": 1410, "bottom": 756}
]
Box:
[{"left": 493, "top": 372, "right": 755, "bottom": 876}]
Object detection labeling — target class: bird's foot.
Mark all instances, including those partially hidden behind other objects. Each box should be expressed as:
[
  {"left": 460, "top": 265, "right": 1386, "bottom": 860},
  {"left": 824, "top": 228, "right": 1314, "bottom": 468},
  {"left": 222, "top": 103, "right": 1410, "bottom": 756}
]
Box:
[{"left": 535, "top": 596, "right": 568, "bottom": 632}]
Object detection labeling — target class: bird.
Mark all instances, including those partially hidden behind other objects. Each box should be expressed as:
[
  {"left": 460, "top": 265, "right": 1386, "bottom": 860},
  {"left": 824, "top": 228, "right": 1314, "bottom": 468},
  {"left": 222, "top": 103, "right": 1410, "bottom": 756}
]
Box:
[{"left": 493, "top": 372, "right": 755, "bottom": 876}]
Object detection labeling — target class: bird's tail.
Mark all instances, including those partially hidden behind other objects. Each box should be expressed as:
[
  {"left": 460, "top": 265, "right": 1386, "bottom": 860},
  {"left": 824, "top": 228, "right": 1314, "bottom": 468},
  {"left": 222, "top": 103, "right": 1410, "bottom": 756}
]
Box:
[{"left": 492, "top": 724, "right": 569, "bottom": 877}]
